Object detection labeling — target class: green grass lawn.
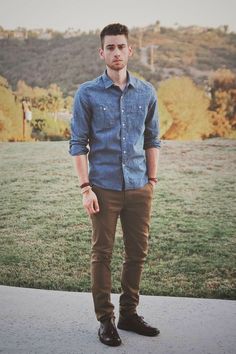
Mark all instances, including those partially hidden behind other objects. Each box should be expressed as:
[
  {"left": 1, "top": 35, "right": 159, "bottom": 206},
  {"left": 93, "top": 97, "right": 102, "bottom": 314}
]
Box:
[{"left": 0, "top": 139, "right": 235, "bottom": 299}]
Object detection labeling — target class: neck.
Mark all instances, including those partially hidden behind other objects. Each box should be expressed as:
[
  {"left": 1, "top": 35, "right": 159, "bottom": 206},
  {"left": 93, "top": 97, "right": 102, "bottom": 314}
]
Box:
[{"left": 106, "top": 66, "right": 127, "bottom": 89}]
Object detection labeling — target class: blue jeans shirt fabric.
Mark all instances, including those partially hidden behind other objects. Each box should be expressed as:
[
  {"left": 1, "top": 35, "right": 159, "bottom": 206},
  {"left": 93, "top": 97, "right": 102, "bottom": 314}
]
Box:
[{"left": 69, "top": 71, "right": 161, "bottom": 191}]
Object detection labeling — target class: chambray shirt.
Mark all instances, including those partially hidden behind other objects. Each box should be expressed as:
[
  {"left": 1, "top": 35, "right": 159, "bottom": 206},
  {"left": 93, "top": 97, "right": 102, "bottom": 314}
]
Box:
[{"left": 69, "top": 71, "right": 161, "bottom": 191}]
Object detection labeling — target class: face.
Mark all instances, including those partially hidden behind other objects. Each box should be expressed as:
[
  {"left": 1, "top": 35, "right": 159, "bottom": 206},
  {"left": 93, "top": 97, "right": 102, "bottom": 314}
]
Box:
[{"left": 99, "top": 35, "right": 132, "bottom": 71}]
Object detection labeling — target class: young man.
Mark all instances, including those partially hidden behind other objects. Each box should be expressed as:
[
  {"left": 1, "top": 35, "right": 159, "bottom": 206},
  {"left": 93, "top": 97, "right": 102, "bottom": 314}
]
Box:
[{"left": 69, "top": 23, "right": 161, "bottom": 347}]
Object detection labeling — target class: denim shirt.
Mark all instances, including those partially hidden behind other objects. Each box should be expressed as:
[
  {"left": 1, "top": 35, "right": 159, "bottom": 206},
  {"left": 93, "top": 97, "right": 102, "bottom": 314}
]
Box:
[{"left": 69, "top": 71, "right": 161, "bottom": 191}]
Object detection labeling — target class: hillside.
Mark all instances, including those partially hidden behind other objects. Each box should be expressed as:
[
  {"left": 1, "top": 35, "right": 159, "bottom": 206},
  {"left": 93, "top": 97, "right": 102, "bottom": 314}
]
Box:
[
  {"left": 0, "top": 24, "right": 236, "bottom": 96},
  {"left": 0, "top": 24, "right": 235, "bottom": 142}
]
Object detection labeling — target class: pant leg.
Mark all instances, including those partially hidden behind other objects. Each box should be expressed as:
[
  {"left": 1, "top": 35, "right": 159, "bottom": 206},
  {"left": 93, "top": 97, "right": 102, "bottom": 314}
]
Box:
[
  {"left": 119, "top": 183, "right": 153, "bottom": 318},
  {"left": 90, "top": 185, "right": 123, "bottom": 321}
]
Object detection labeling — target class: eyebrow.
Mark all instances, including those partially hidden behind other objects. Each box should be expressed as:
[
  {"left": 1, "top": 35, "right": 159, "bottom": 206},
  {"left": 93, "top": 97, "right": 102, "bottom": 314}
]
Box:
[{"left": 105, "top": 43, "right": 127, "bottom": 48}]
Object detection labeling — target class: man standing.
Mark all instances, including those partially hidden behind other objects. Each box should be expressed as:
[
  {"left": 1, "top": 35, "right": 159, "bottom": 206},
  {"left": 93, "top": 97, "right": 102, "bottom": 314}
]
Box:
[{"left": 69, "top": 23, "right": 161, "bottom": 347}]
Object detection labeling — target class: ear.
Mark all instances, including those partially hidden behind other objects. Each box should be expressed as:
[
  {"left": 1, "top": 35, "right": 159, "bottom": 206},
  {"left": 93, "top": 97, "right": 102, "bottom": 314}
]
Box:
[
  {"left": 99, "top": 48, "right": 104, "bottom": 60},
  {"left": 128, "top": 45, "right": 133, "bottom": 57}
]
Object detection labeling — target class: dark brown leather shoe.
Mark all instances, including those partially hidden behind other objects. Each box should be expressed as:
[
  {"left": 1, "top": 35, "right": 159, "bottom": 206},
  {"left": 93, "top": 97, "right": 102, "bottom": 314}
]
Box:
[
  {"left": 118, "top": 313, "right": 160, "bottom": 336},
  {"left": 98, "top": 317, "right": 122, "bottom": 346}
]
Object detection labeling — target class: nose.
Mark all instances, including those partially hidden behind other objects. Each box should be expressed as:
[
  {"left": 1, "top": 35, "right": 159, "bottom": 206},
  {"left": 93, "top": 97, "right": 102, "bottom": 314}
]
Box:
[{"left": 114, "top": 47, "right": 121, "bottom": 57}]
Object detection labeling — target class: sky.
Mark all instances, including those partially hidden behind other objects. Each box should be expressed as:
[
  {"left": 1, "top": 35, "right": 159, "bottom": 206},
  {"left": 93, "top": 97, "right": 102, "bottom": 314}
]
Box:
[{"left": 0, "top": 0, "right": 236, "bottom": 32}]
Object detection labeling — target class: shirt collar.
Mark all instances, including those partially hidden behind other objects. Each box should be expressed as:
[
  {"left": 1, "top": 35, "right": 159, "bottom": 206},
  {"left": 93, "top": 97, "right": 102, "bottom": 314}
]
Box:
[{"left": 102, "top": 70, "right": 136, "bottom": 89}]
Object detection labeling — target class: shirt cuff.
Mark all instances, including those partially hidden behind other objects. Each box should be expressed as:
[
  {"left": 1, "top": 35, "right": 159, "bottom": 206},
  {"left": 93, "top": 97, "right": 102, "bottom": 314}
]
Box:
[
  {"left": 69, "top": 143, "right": 89, "bottom": 156},
  {"left": 144, "top": 139, "right": 161, "bottom": 150}
]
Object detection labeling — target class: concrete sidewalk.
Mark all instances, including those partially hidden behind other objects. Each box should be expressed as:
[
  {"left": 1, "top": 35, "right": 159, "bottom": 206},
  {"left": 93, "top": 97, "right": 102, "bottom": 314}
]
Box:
[{"left": 0, "top": 286, "right": 235, "bottom": 354}]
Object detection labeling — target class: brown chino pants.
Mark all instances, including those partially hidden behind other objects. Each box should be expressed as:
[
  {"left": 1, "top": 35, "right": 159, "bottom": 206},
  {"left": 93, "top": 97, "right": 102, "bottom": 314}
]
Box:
[{"left": 90, "top": 183, "right": 154, "bottom": 322}]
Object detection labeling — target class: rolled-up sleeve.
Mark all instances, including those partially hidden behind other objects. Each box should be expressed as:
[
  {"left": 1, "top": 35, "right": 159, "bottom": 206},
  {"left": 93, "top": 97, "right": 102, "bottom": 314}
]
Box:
[
  {"left": 69, "top": 87, "right": 91, "bottom": 156},
  {"left": 144, "top": 87, "right": 161, "bottom": 150}
]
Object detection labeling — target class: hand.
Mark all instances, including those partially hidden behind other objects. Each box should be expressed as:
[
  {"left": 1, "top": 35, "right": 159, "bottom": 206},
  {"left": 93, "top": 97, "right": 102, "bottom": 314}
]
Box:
[{"left": 82, "top": 189, "right": 100, "bottom": 215}]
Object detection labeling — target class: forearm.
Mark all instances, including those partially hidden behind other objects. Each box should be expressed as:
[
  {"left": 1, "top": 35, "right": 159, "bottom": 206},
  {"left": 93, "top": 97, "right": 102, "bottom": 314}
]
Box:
[
  {"left": 73, "top": 154, "right": 99, "bottom": 214},
  {"left": 73, "top": 154, "right": 89, "bottom": 185},
  {"left": 145, "top": 147, "right": 160, "bottom": 178}
]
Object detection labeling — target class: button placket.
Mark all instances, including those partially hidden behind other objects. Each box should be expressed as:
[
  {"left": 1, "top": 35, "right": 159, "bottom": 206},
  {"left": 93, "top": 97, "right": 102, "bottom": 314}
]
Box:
[{"left": 120, "top": 95, "right": 127, "bottom": 168}]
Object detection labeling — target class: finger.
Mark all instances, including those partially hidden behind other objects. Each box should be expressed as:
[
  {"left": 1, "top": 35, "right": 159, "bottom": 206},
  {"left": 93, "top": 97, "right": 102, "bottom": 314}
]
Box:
[
  {"left": 88, "top": 202, "right": 96, "bottom": 215},
  {"left": 94, "top": 198, "right": 100, "bottom": 213},
  {"left": 84, "top": 201, "right": 93, "bottom": 215},
  {"left": 83, "top": 198, "right": 93, "bottom": 213}
]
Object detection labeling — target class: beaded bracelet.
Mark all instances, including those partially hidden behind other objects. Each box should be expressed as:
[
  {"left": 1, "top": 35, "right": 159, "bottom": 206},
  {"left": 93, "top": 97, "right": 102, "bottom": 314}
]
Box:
[
  {"left": 80, "top": 182, "right": 90, "bottom": 189},
  {"left": 148, "top": 177, "right": 158, "bottom": 184},
  {"left": 81, "top": 186, "right": 92, "bottom": 194}
]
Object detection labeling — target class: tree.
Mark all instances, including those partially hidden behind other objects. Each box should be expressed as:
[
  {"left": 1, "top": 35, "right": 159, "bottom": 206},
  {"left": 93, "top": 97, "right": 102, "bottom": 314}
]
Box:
[
  {"left": 159, "top": 76, "right": 214, "bottom": 140},
  {"left": 0, "top": 76, "right": 9, "bottom": 89},
  {"left": 209, "top": 69, "right": 236, "bottom": 134},
  {"left": 64, "top": 96, "right": 73, "bottom": 112},
  {"left": 36, "top": 95, "right": 49, "bottom": 116},
  {"left": 47, "top": 84, "right": 64, "bottom": 120}
]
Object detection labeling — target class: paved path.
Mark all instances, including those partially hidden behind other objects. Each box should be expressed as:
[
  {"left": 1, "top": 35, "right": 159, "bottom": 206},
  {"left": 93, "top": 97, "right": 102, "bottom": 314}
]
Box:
[{"left": 0, "top": 286, "right": 235, "bottom": 354}]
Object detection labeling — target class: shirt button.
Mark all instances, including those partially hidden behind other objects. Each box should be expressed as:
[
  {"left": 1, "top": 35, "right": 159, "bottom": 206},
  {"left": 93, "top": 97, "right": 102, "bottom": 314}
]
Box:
[
  {"left": 121, "top": 109, "right": 124, "bottom": 113},
  {"left": 122, "top": 123, "right": 125, "bottom": 126},
  {"left": 124, "top": 151, "right": 126, "bottom": 154},
  {"left": 123, "top": 137, "right": 125, "bottom": 140}
]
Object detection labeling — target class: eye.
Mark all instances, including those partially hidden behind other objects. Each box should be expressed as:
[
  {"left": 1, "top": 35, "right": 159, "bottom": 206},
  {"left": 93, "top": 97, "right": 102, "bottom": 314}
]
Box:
[{"left": 106, "top": 45, "right": 115, "bottom": 51}]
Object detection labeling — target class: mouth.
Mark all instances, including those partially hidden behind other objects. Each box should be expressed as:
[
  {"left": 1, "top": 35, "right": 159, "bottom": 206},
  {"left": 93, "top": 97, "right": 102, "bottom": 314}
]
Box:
[{"left": 113, "top": 59, "right": 122, "bottom": 63}]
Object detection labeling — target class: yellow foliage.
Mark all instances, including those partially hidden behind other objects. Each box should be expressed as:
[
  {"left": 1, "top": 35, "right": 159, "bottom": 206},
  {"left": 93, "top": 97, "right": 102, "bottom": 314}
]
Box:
[
  {"left": 16, "top": 80, "right": 34, "bottom": 99},
  {"left": 158, "top": 76, "right": 215, "bottom": 140},
  {"left": 209, "top": 69, "right": 236, "bottom": 135},
  {"left": 210, "top": 111, "right": 231, "bottom": 137},
  {"left": 158, "top": 98, "right": 173, "bottom": 136},
  {"left": 0, "top": 77, "right": 31, "bottom": 141},
  {"left": 0, "top": 75, "right": 70, "bottom": 141}
]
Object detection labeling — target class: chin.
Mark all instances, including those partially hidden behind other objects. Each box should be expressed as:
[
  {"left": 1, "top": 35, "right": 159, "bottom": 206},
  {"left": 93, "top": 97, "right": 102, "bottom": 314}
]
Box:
[{"left": 110, "top": 63, "right": 126, "bottom": 71}]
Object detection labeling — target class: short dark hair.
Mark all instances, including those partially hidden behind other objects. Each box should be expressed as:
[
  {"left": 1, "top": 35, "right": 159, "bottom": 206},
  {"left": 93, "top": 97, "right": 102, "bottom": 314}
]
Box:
[{"left": 100, "top": 23, "right": 129, "bottom": 48}]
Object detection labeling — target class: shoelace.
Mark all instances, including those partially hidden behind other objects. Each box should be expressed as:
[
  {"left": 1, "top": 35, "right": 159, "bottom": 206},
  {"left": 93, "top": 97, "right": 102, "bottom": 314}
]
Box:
[{"left": 132, "top": 314, "right": 151, "bottom": 327}]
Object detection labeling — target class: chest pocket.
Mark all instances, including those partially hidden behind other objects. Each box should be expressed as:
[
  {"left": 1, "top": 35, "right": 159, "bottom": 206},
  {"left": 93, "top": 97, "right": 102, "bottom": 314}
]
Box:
[
  {"left": 93, "top": 104, "right": 116, "bottom": 130},
  {"left": 126, "top": 104, "right": 146, "bottom": 129}
]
